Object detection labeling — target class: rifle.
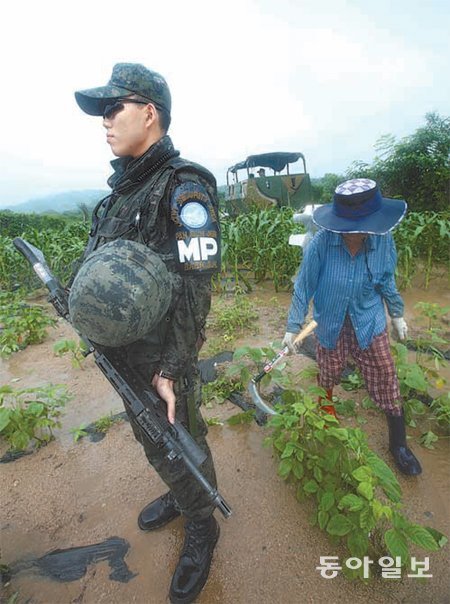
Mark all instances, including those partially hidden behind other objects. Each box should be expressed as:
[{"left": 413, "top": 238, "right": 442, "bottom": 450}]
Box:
[{"left": 13, "top": 237, "right": 232, "bottom": 519}]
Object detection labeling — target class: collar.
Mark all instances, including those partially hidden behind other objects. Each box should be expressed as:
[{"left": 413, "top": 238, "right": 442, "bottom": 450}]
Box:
[
  {"left": 328, "top": 231, "right": 376, "bottom": 251},
  {"left": 107, "top": 135, "right": 179, "bottom": 191}
]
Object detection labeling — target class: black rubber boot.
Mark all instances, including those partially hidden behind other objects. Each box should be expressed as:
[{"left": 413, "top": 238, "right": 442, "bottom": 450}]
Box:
[
  {"left": 138, "top": 492, "right": 181, "bottom": 531},
  {"left": 169, "top": 516, "right": 220, "bottom": 604},
  {"left": 387, "top": 412, "right": 422, "bottom": 476}
]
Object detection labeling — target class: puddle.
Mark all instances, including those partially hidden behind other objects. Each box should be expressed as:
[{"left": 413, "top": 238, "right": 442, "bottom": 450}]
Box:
[{"left": 12, "top": 537, "right": 135, "bottom": 583}]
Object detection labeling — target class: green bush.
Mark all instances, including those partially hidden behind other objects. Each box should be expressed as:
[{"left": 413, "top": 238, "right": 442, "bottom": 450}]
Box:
[
  {"left": 0, "top": 384, "right": 70, "bottom": 451},
  {"left": 267, "top": 386, "right": 447, "bottom": 575},
  {"left": 0, "top": 291, "right": 56, "bottom": 358}
]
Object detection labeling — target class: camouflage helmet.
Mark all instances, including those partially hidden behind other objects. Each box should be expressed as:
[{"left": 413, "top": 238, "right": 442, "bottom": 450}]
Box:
[
  {"left": 74, "top": 63, "right": 171, "bottom": 116},
  {"left": 68, "top": 240, "right": 172, "bottom": 347}
]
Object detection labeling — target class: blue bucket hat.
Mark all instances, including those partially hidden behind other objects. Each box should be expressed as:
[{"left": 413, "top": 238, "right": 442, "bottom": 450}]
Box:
[{"left": 313, "top": 178, "right": 407, "bottom": 235}]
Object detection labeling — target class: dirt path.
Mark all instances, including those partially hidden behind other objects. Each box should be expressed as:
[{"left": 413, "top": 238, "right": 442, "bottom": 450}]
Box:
[{"left": 1, "top": 281, "right": 449, "bottom": 604}]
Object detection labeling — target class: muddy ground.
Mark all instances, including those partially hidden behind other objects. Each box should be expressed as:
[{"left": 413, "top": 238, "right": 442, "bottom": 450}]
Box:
[{"left": 1, "top": 277, "right": 449, "bottom": 604}]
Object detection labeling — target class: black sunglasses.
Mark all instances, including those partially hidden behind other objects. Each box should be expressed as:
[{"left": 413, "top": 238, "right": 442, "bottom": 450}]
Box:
[{"left": 103, "top": 98, "right": 149, "bottom": 120}]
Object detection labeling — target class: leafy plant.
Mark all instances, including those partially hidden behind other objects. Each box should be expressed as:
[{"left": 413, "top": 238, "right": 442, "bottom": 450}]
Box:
[
  {"left": 226, "top": 409, "right": 256, "bottom": 425},
  {"left": 211, "top": 295, "right": 259, "bottom": 337},
  {"left": 390, "top": 302, "right": 449, "bottom": 440},
  {"left": 53, "top": 338, "right": 88, "bottom": 369},
  {"left": 429, "top": 392, "right": 450, "bottom": 432},
  {"left": 203, "top": 375, "right": 243, "bottom": 407},
  {"left": 226, "top": 342, "right": 291, "bottom": 391},
  {"left": 0, "top": 384, "right": 70, "bottom": 451},
  {"left": 70, "top": 424, "right": 89, "bottom": 442},
  {"left": 0, "top": 292, "right": 56, "bottom": 358},
  {"left": 205, "top": 416, "right": 223, "bottom": 426},
  {"left": 266, "top": 386, "right": 447, "bottom": 574},
  {"left": 93, "top": 413, "right": 123, "bottom": 433},
  {"left": 412, "top": 301, "right": 450, "bottom": 364},
  {"left": 340, "top": 369, "right": 365, "bottom": 392},
  {"left": 419, "top": 430, "right": 439, "bottom": 450},
  {"left": 206, "top": 294, "right": 259, "bottom": 352}
]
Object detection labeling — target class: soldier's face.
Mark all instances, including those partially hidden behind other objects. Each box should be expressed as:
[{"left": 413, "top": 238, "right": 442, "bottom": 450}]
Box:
[{"left": 103, "top": 101, "right": 150, "bottom": 158}]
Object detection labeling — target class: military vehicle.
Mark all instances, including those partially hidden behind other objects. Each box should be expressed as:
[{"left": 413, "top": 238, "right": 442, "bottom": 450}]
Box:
[{"left": 224, "top": 151, "right": 312, "bottom": 215}]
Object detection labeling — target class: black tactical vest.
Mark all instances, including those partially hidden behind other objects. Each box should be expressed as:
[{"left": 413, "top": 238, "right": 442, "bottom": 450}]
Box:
[{"left": 85, "top": 136, "right": 217, "bottom": 272}]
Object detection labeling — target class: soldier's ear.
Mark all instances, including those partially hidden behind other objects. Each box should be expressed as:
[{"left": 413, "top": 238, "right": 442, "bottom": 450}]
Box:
[{"left": 144, "top": 102, "right": 159, "bottom": 124}]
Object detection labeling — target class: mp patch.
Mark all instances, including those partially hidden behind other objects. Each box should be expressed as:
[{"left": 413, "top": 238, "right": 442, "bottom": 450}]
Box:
[{"left": 170, "top": 181, "right": 220, "bottom": 274}]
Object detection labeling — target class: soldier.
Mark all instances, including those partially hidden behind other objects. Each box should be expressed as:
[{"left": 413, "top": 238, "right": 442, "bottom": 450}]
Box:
[
  {"left": 282, "top": 178, "right": 422, "bottom": 476},
  {"left": 72, "top": 63, "right": 221, "bottom": 603}
]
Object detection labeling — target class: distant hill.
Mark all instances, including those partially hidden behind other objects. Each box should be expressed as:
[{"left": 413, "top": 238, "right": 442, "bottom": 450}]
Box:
[
  {"left": 1, "top": 189, "right": 109, "bottom": 214},
  {"left": 2, "top": 186, "right": 228, "bottom": 215}
]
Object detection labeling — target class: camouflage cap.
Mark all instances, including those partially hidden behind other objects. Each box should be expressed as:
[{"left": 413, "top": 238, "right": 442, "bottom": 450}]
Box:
[{"left": 74, "top": 63, "right": 171, "bottom": 116}]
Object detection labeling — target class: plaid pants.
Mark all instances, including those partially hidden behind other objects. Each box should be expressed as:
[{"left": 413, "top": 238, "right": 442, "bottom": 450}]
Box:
[{"left": 316, "top": 316, "right": 402, "bottom": 416}]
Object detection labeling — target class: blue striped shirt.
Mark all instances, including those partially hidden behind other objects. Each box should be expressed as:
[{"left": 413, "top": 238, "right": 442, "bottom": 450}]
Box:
[{"left": 286, "top": 230, "right": 404, "bottom": 349}]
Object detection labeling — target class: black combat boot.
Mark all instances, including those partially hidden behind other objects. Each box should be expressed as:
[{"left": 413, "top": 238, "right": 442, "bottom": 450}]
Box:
[
  {"left": 169, "top": 516, "right": 220, "bottom": 604},
  {"left": 387, "top": 412, "right": 422, "bottom": 476},
  {"left": 138, "top": 492, "right": 181, "bottom": 531}
]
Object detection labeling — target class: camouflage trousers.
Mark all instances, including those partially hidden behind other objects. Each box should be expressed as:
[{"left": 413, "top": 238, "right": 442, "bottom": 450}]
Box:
[{"left": 123, "top": 358, "right": 217, "bottom": 521}]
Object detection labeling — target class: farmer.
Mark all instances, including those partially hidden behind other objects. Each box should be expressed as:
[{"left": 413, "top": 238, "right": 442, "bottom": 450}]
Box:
[
  {"left": 282, "top": 178, "right": 422, "bottom": 476},
  {"left": 73, "top": 63, "right": 221, "bottom": 603}
]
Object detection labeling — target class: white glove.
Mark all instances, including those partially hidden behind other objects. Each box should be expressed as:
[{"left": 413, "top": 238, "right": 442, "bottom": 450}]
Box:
[
  {"left": 391, "top": 317, "right": 408, "bottom": 341},
  {"left": 282, "top": 332, "right": 299, "bottom": 355}
]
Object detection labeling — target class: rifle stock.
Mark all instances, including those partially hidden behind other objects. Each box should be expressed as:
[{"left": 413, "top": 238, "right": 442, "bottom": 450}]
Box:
[{"left": 13, "top": 237, "right": 232, "bottom": 519}]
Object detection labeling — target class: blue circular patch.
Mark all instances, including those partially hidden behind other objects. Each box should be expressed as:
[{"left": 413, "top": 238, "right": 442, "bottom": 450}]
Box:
[{"left": 180, "top": 202, "right": 208, "bottom": 228}]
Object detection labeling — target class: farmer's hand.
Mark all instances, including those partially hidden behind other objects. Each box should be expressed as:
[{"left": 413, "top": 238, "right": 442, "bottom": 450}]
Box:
[
  {"left": 152, "top": 373, "right": 176, "bottom": 424},
  {"left": 391, "top": 317, "right": 408, "bottom": 341},
  {"left": 282, "top": 331, "right": 299, "bottom": 355}
]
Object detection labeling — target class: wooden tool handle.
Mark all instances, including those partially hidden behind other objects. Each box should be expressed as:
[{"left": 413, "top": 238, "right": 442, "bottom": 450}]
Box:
[{"left": 293, "top": 320, "right": 317, "bottom": 344}]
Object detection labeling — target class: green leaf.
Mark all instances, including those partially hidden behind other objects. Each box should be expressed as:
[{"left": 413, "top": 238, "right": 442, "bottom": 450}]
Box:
[
  {"left": 278, "top": 458, "right": 293, "bottom": 479},
  {"left": 404, "top": 366, "right": 428, "bottom": 392},
  {"left": 319, "top": 491, "right": 335, "bottom": 512},
  {"left": 292, "top": 460, "right": 304, "bottom": 480},
  {"left": 295, "top": 448, "right": 304, "bottom": 462},
  {"left": 352, "top": 466, "right": 372, "bottom": 482},
  {"left": 424, "top": 527, "right": 448, "bottom": 549},
  {"left": 347, "top": 531, "right": 369, "bottom": 558},
  {"left": 385, "top": 528, "right": 409, "bottom": 560},
  {"left": 292, "top": 402, "right": 306, "bottom": 415},
  {"left": 338, "top": 494, "right": 365, "bottom": 512},
  {"left": 303, "top": 480, "right": 319, "bottom": 494},
  {"left": 419, "top": 431, "right": 439, "bottom": 449},
  {"left": 233, "top": 346, "right": 254, "bottom": 360},
  {"left": 318, "top": 510, "right": 329, "bottom": 530},
  {"left": 405, "top": 525, "right": 440, "bottom": 551},
  {"left": 359, "top": 506, "right": 376, "bottom": 532},
  {"left": 281, "top": 442, "right": 296, "bottom": 459},
  {"left": 366, "top": 451, "right": 402, "bottom": 503},
  {"left": 0, "top": 407, "right": 11, "bottom": 432},
  {"left": 27, "top": 402, "right": 45, "bottom": 416},
  {"left": 357, "top": 481, "right": 374, "bottom": 501},
  {"left": 322, "top": 447, "right": 340, "bottom": 470},
  {"left": 326, "top": 514, "right": 353, "bottom": 536},
  {"left": 0, "top": 385, "right": 14, "bottom": 394},
  {"left": 327, "top": 427, "right": 349, "bottom": 441},
  {"left": 227, "top": 411, "right": 254, "bottom": 425},
  {"left": 12, "top": 430, "right": 31, "bottom": 451},
  {"left": 313, "top": 466, "right": 323, "bottom": 482}
]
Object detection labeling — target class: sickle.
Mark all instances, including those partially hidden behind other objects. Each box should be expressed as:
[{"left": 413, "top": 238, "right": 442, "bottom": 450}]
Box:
[{"left": 247, "top": 320, "right": 318, "bottom": 415}]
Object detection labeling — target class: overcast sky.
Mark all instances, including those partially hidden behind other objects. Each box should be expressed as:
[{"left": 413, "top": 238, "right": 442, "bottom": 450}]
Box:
[{"left": 1, "top": 0, "right": 448, "bottom": 207}]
